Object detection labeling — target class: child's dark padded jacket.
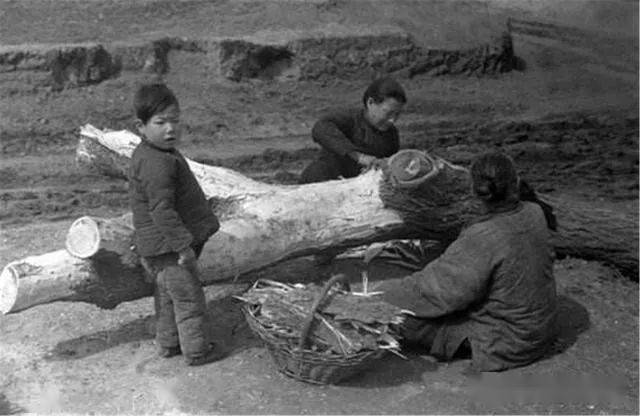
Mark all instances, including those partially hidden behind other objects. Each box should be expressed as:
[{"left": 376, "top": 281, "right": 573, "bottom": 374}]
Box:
[
  {"left": 129, "top": 140, "right": 220, "bottom": 257},
  {"left": 301, "top": 108, "right": 400, "bottom": 182}
]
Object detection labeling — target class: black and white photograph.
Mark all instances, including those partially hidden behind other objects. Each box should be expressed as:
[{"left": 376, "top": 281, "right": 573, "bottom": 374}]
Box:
[{"left": 0, "top": 0, "right": 638, "bottom": 414}]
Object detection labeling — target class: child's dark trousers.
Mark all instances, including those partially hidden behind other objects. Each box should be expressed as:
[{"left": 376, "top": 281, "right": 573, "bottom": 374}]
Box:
[{"left": 142, "top": 243, "right": 208, "bottom": 358}]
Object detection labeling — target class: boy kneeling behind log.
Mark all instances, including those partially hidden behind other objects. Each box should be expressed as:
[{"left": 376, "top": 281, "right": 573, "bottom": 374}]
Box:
[{"left": 129, "top": 83, "right": 223, "bottom": 366}]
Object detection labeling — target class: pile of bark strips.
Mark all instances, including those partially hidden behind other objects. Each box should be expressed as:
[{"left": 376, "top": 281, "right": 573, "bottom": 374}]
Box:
[{"left": 236, "top": 277, "right": 411, "bottom": 357}]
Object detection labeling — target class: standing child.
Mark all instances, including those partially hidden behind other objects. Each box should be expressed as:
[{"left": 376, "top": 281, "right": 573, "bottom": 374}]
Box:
[{"left": 129, "top": 83, "right": 222, "bottom": 366}]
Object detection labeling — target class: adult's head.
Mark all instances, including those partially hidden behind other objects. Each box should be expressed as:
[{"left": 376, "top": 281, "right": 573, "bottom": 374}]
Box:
[
  {"left": 133, "top": 83, "right": 182, "bottom": 150},
  {"left": 362, "top": 77, "right": 407, "bottom": 132},
  {"left": 470, "top": 152, "right": 520, "bottom": 209}
]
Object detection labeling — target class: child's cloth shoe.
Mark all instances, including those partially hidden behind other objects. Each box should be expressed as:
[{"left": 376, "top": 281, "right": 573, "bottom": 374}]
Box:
[
  {"left": 158, "top": 345, "right": 182, "bottom": 358},
  {"left": 185, "top": 343, "right": 225, "bottom": 366}
]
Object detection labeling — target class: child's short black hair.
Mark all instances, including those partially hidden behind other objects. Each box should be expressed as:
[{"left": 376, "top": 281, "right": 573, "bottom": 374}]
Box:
[
  {"left": 362, "top": 77, "right": 407, "bottom": 106},
  {"left": 133, "top": 83, "right": 179, "bottom": 125}
]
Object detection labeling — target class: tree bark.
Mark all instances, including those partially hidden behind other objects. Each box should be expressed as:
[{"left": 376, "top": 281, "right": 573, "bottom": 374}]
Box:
[
  {"left": 546, "top": 195, "right": 638, "bottom": 277},
  {"left": 0, "top": 125, "right": 636, "bottom": 314}
]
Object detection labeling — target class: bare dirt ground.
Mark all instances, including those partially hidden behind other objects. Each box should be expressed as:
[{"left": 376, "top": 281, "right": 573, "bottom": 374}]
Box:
[{"left": 0, "top": 0, "right": 638, "bottom": 414}]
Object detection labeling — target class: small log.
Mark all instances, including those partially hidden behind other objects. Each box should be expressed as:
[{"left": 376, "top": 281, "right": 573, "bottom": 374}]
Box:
[
  {"left": 0, "top": 248, "right": 248, "bottom": 314},
  {"left": 0, "top": 249, "right": 151, "bottom": 314},
  {"left": 66, "top": 215, "right": 134, "bottom": 258}
]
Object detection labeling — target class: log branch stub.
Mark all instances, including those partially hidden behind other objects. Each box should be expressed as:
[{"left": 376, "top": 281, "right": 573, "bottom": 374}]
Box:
[
  {"left": 380, "top": 150, "right": 480, "bottom": 240},
  {"left": 66, "top": 214, "right": 135, "bottom": 260}
]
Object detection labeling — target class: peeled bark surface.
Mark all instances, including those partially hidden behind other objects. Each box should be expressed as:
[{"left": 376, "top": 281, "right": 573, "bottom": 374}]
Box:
[{"left": 0, "top": 125, "right": 636, "bottom": 314}]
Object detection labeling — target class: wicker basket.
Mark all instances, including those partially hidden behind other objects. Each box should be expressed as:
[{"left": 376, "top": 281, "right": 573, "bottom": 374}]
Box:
[{"left": 242, "top": 274, "right": 386, "bottom": 385}]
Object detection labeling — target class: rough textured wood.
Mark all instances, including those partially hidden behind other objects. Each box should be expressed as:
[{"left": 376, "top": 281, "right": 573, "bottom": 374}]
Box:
[{"left": 546, "top": 195, "right": 638, "bottom": 277}]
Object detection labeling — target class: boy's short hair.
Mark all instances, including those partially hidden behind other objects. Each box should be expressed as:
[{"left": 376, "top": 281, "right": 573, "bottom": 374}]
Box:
[
  {"left": 133, "top": 83, "right": 179, "bottom": 125},
  {"left": 362, "top": 77, "right": 407, "bottom": 106}
]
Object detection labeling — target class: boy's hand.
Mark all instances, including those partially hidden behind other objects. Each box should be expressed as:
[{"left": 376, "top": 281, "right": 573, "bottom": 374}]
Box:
[
  {"left": 354, "top": 153, "right": 386, "bottom": 171},
  {"left": 178, "top": 247, "right": 196, "bottom": 266}
]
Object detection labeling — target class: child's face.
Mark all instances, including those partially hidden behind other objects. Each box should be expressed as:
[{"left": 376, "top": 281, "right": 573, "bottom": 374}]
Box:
[
  {"left": 365, "top": 97, "right": 404, "bottom": 131},
  {"left": 136, "top": 104, "right": 182, "bottom": 150}
]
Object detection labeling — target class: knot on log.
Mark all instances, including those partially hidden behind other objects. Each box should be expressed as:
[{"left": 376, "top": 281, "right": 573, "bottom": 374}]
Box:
[
  {"left": 380, "top": 150, "right": 481, "bottom": 239},
  {"left": 386, "top": 149, "right": 438, "bottom": 189}
]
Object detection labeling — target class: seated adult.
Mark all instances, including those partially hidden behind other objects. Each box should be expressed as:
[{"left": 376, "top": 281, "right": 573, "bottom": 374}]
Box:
[
  {"left": 299, "top": 77, "right": 407, "bottom": 184},
  {"left": 376, "top": 151, "right": 558, "bottom": 372}
]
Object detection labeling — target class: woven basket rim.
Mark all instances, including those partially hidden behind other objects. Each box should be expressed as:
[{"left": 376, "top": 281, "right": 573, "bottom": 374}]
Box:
[
  {"left": 240, "top": 278, "right": 391, "bottom": 384},
  {"left": 242, "top": 304, "right": 380, "bottom": 360}
]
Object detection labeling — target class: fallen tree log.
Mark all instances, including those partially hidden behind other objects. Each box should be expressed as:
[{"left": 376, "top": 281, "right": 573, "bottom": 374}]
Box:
[
  {"left": 74, "top": 124, "right": 278, "bottom": 198},
  {"left": 0, "top": 163, "right": 472, "bottom": 313},
  {"left": 0, "top": 126, "right": 636, "bottom": 314},
  {"left": 74, "top": 125, "right": 638, "bottom": 275},
  {"left": 1, "top": 127, "right": 477, "bottom": 314},
  {"left": 0, "top": 248, "right": 250, "bottom": 315}
]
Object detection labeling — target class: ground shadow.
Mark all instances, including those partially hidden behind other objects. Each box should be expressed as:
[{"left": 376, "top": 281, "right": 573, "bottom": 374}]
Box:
[
  {"left": 45, "top": 254, "right": 329, "bottom": 361},
  {"left": 45, "top": 314, "right": 155, "bottom": 361},
  {"left": 339, "top": 351, "right": 442, "bottom": 388},
  {"left": 340, "top": 295, "right": 590, "bottom": 388},
  {"left": 542, "top": 295, "right": 591, "bottom": 359},
  {"left": 45, "top": 256, "right": 588, "bottom": 368},
  {"left": 45, "top": 295, "right": 256, "bottom": 361},
  {"left": 43, "top": 256, "right": 414, "bottom": 361},
  {"left": 0, "top": 393, "right": 24, "bottom": 415},
  {"left": 512, "top": 55, "right": 527, "bottom": 71}
]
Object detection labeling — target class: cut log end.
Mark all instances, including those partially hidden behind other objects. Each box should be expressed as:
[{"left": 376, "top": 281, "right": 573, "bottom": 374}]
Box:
[
  {"left": 66, "top": 216, "right": 101, "bottom": 258},
  {"left": 0, "top": 264, "right": 18, "bottom": 315}
]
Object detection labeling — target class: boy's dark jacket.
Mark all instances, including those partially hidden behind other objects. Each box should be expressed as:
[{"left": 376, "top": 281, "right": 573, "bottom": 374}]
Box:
[
  {"left": 312, "top": 108, "right": 399, "bottom": 178},
  {"left": 128, "top": 140, "right": 220, "bottom": 257}
]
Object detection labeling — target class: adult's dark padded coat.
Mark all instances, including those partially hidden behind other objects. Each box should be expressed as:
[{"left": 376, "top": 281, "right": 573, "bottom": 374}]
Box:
[{"left": 377, "top": 201, "right": 557, "bottom": 371}]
